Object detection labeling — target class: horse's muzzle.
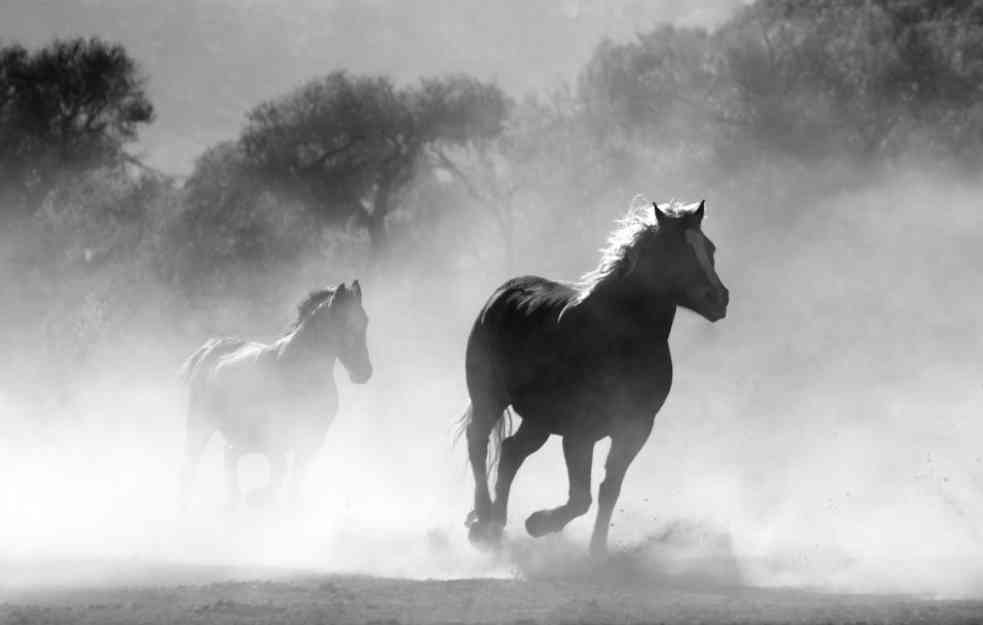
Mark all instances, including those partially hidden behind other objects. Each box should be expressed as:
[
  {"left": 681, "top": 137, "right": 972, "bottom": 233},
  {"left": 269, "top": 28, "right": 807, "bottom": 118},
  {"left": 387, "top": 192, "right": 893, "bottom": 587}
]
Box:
[
  {"left": 705, "top": 306, "right": 727, "bottom": 322},
  {"left": 699, "top": 285, "right": 729, "bottom": 322},
  {"left": 349, "top": 366, "right": 373, "bottom": 384}
]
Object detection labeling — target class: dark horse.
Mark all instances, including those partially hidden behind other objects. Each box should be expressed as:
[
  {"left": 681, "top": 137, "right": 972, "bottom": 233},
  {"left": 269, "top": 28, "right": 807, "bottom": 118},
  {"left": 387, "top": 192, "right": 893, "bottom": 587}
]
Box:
[
  {"left": 178, "top": 281, "right": 372, "bottom": 508},
  {"left": 463, "top": 200, "right": 728, "bottom": 556}
]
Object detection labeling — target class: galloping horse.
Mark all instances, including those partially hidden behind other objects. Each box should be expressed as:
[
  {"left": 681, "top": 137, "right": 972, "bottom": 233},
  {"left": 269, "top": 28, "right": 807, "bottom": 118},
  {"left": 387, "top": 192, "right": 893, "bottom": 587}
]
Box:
[
  {"left": 462, "top": 199, "right": 728, "bottom": 556},
  {"left": 179, "top": 281, "right": 372, "bottom": 508}
]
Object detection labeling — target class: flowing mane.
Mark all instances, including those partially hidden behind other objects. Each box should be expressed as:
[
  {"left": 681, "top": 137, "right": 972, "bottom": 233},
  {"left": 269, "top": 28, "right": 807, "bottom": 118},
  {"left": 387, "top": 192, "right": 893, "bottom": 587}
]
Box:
[
  {"left": 288, "top": 288, "right": 335, "bottom": 332},
  {"left": 574, "top": 196, "right": 697, "bottom": 303}
]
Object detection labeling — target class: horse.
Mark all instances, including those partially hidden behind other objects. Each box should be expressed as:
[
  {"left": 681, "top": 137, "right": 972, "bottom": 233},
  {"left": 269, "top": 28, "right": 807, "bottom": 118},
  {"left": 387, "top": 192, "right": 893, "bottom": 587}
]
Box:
[
  {"left": 461, "top": 199, "right": 728, "bottom": 557},
  {"left": 178, "top": 281, "right": 372, "bottom": 509}
]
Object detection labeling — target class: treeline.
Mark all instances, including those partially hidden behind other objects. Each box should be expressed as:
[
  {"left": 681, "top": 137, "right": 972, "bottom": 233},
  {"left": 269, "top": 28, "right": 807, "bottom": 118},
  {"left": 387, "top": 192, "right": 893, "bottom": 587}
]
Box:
[
  {"left": 2, "top": 0, "right": 982, "bottom": 409},
  {"left": 579, "top": 0, "right": 983, "bottom": 164}
]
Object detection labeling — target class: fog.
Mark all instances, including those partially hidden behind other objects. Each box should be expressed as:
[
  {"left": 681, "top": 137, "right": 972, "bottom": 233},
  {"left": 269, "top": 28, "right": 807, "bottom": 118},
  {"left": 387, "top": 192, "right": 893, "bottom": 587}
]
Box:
[
  {"left": 0, "top": 0, "right": 740, "bottom": 174},
  {"left": 3, "top": 165, "right": 981, "bottom": 598},
  {"left": 2, "top": 0, "right": 983, "bottom": 604}
]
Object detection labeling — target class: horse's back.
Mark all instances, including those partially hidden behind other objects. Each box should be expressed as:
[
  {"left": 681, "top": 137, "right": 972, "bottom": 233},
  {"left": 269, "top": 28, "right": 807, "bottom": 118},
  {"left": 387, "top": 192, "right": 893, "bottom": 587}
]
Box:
[
  {"left": 185, "top": 336, "right": 336, "bottom": 450},
  {"left": 470, "top": 274, "right": 573, "bottom": 353},
  {"left": 475, "top": 276, "right": 576, "bottom": 329},
  {"left": 205, "top": 340, "right": 276, "bottom": 398},
  {"left": 184, "top": 337, "right": 276, "bottom": 408},
  {"left": 181, "top": 337, "right": 249, "bottom": 385},
  {"left": 466, "top": 276, "right": 577, "bottom": 409}
]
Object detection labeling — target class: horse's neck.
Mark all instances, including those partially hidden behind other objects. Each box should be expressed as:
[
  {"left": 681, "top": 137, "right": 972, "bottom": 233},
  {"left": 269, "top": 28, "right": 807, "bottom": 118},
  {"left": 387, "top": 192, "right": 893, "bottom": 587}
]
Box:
[
  {"left": 275, "top": 322, "right": 337, "bottom": 372},
  {"left": 577, "top": 278, "right": 676, "bottom": 341}
]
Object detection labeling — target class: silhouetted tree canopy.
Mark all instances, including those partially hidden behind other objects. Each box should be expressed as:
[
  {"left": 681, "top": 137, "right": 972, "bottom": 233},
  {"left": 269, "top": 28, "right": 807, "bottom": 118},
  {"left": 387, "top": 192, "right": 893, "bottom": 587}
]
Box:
[
  {"left": 232, "top": 71, "right": 509, "bottom": 254},
  {"left": 0, "top": 37, "right": 154, "bottom": 219},
  {"left": 577, "top": 0, "right": 983, "bottom": 165}
]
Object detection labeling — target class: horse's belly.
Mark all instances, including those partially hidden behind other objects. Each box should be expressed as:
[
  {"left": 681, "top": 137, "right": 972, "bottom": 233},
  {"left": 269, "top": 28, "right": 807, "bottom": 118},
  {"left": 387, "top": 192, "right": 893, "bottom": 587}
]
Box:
[
  {"left": 216, "top": 409, "right": 277, "bottom": 451},
  {"left": 218, "top": 410, "right": 333, "bottom": 453},
  {"left": 206, "top": 386, "right": 337, "bottom": 452},
  {"left": 510, "top": 355, "right": 672, "bottom": 437}
]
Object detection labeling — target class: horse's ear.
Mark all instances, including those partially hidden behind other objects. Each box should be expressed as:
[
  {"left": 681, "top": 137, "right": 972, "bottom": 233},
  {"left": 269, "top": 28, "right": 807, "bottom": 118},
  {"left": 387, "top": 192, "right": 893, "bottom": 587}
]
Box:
[
  {"left": 336, "top": 282, "right": 348, "bottom": 297},
  {"left": 653, "top": 202, "right": 670, "bottom": 227},
  {"left": 351, "top": 280, "right": 362, "bottom": 300},
  {"left": 692, "top": 200, "right": 705, "bottom": 225}
]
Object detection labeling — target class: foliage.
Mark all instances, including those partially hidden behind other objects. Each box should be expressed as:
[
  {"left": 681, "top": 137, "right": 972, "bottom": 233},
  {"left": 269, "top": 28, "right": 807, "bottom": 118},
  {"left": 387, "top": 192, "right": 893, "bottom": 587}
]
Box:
[
  {"left": 0, "top": 37, "right": 154, "bottom": 219},
  {"left": 232, "top": 71, "right": 509, "bottom": 254},
  {"left": 166, "top": 141, "right": 324, "bottom": 295},
  {"left": 576, "top": 0, "right": 983, "bottom": 165}
]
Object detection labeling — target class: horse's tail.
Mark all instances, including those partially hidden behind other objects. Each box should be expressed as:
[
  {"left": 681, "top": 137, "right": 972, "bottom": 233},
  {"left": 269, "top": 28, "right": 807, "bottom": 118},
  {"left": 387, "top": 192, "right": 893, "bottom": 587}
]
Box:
[
  {"left": 455, "top": 403, "right": 514, "bottom": 474},
  {"left": 177, "top": 337, "right": 246, "bottom": 385}
]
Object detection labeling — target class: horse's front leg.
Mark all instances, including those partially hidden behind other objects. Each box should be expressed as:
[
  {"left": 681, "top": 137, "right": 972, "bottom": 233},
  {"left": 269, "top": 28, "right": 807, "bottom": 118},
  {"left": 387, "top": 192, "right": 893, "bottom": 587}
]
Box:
[
  {"left": 178, "top": 409, "right": 214, "bottom": 511},
  {"left": 491, "top": 420, "right": 550, "bottom": 529},
  {"left": 589, "top": 421, "right": 652, "bottom": 557},
  {"left": 248, "top": 450, "right": 287, "bottom": 508},
  {"left": 525, "top": 435, "right": 594, "bottom": 537},
  {"left": 286, "top": 436, "right": 324, "bottom": 508}
]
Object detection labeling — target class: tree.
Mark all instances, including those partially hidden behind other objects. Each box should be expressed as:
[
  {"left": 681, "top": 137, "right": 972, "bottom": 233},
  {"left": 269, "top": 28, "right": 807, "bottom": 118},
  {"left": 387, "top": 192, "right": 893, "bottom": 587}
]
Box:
[
  {"left": 717, "top": 0, "right": 983, "bottom": 161},
  {"left": 0, "top": 37, "right": 155, "bottom": 219},
  {"left": 170, "top": 141, "right": 322, "bottom": 293},
  {"left": 578, "top": 26, "right": 727, "bottom": 140},
  {"left": 574, "top": 0, "right": 983, "bottom": 166},
  {"left": 237, "top": 71, "right": 509, "bottom": 257}
]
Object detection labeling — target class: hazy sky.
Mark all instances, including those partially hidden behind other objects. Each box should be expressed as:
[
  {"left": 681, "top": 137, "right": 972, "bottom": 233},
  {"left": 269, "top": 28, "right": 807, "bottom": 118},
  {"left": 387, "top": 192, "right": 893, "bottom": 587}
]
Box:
[{"left": 0, "top": 0, "right": 741, "bottom": 173}]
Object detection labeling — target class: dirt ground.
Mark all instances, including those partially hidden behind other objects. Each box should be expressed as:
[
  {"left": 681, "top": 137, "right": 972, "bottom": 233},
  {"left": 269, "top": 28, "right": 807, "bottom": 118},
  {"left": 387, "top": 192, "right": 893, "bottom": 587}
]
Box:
[{"left": 2, "top": 561, "right": 982, "bottom": 625}]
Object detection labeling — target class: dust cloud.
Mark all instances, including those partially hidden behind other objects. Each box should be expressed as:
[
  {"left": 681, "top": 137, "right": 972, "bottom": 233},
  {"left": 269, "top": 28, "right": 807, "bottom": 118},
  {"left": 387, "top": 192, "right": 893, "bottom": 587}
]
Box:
[
  {"left": 1, "top": 0, "right": 982, "bottom": 603},
  {"left": 3, "top": 165, "right": 982, "bottom": 598}
]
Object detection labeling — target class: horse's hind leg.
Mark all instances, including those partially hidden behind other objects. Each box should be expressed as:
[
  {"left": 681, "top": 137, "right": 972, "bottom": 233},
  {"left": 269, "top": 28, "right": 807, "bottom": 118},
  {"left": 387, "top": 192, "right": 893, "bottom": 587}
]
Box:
[
  {"left": 287, "top": 434, "right": 325, "bottom": 508},
  {"left": 491, "top": 420, "right": 549, "bottom": 527},
  {"left": 525, "top": 434, "right": 594, "bottom": 537},
  {"left": 246, "top": 450, "right": 287, "bottom": 508},
  {"left": 268, "top": 450, "right": 288, "bottom": 504},
  {"left": 224, "top": 445, "right": 243, "bottom": 511},
  {"left": 465, "top": 400, "right": 505, "bottom": 546},
  {"left": 178, "top": 409, "right": 214, "bottom": 510}
]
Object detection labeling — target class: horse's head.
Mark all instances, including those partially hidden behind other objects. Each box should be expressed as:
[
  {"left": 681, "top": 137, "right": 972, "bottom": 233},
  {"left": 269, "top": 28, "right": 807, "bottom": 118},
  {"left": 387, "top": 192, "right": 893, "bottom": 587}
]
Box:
[
  {"left": 632, "top": 201, "right": 729, "bottom": 322},
  {"left": 329, "top": 281, "right": 373, "bottom": 383},
  {"left": 304, "top": 281, "right": 372, "bottom": 383}
]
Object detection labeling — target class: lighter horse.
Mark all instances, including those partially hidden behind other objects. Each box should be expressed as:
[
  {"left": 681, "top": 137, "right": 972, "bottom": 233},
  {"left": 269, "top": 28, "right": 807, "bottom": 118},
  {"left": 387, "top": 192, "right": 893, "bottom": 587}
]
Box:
[{"left": 179, "top": 282, "right": 371, "bottom": 508}]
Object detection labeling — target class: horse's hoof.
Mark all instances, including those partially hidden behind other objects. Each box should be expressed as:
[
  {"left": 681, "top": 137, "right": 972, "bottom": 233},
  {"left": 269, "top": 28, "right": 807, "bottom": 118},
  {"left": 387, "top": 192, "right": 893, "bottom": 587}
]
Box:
[
  {"left": 465, "top": 509, "right": 480, "bottom": 528},
  {"left": 525, "top": 510, "right": 553, "bottom": 537},
  {"left": 468, "top": 519, "right": 504, "bottom": 550}
]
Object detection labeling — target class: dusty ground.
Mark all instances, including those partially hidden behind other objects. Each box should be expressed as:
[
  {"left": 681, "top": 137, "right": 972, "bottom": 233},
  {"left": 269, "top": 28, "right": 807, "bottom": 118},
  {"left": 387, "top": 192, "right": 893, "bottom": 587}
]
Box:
[{"left": 2, "top": 561, "right": 982, "bottom": 625}]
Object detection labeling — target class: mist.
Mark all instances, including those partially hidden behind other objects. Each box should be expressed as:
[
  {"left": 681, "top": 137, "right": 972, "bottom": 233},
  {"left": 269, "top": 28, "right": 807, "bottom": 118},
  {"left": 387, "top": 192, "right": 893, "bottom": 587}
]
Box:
[
  {"left": 2, "top": 0, "right": 983, "bottom": 606},
  {"left": 3, "top": 165, "right": 981, "bottom": 598},
  {"left": 0, "top": 0, "right": 740, "bottom": 174}
]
